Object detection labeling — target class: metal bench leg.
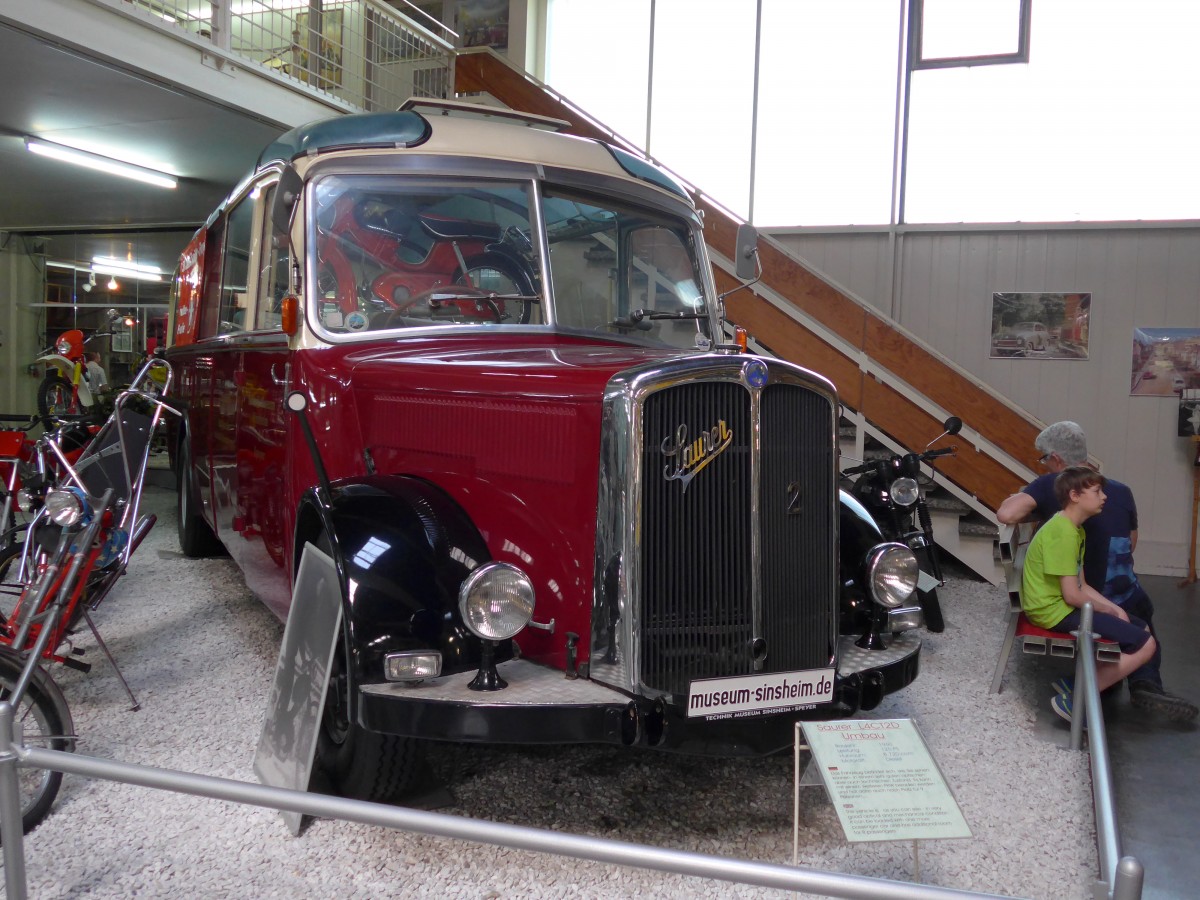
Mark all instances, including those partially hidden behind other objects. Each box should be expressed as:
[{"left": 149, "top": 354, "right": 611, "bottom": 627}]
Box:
[{"left": 990, "top": 607, "right": 1021, "bottom": 694}]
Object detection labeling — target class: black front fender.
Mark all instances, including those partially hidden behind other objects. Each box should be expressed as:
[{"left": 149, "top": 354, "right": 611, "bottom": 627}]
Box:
[{"left": 293, "top": 475, "right": 509, "bottom": 688}]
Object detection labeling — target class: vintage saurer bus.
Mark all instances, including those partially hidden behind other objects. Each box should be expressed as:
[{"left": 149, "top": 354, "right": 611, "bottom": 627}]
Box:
[{"left": 167, "top": 100, "right": 924, "bottom": 802}]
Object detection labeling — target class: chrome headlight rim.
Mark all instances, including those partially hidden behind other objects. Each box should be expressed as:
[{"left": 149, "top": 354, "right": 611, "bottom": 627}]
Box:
[
  {"left": 865, "top": 542, "right": 918, "bottom": 609},
  {"left": 889, "top": 476, "right": 919, "bottom": 507},
  {"left": 44, "top": 487, "right": 90, "bottom": 527},
  {"left": 458, "top": 561, "right": 535, "bottom": 641},
  {"left": 15, "top": 486, "right": 41, "bottom": 514}
]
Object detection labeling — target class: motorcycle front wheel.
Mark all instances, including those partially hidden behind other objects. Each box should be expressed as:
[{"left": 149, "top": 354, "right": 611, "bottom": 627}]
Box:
[
  {"left": 36, "top": 372, "right": 76, "bottom": 426},
  {"left": 0, "top": 649, "right": 74, "bottom": 837}
]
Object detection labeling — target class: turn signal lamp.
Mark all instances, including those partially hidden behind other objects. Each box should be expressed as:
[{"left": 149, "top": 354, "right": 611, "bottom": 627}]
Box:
[
  {"left": 735, "top": 326, "right": 748, "bottom": 352},
  {"left": 281, "top": 294, "right": 299, "bottom": 335}
]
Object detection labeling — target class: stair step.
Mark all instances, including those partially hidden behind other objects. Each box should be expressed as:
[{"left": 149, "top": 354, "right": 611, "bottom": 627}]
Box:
[
  {"left": 959, "top": 516, "right": 1000, "bottom": 539},
  {"left": 925, "top": 493, "right": 971, "bottom": 515}
]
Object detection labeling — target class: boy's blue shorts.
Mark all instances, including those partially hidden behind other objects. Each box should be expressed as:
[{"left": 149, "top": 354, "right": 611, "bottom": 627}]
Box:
[{"left": 1051, "top": 609, "right": 1151, "bottom": 654}]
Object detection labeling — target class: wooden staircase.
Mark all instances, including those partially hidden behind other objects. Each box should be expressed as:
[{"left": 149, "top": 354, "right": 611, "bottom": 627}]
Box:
[{"left": 455, "top": 48, "right": 1045, "bottom": 584}]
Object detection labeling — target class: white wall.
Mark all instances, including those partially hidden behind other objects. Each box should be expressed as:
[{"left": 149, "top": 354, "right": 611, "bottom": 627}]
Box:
[{"left": 773, "top": 224, "right": 1200, "bottom": 577}]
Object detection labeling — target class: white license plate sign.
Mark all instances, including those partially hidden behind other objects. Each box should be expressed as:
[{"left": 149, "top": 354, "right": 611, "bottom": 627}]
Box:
[{"left": 687, "top": 667, "right": 836, "bottom": 719}]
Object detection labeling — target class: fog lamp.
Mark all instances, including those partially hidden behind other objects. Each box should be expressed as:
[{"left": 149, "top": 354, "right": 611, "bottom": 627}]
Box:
[
  {"left": 44, "top": 487, "right": 89, "bottom": 527},
  {"left": 384, "top": 651, "right": 442, "bottom": 683},
  {"left": 889, "top": 476, "right": 919, "bottom": 507},
  {"left": 459, "top": 562, "right": 535, "bottom": 641},
  {"left": 866, "top": 542, "right": 918, "bottom": 608}
]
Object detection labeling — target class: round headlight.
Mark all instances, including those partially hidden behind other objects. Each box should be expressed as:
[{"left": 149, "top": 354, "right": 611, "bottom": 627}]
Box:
[
  {"left": 44, "top": 488, "right": 88, "bottom": 527},
  {"left": 866, "top": 542, "right": 918, "bottom": 608},
  {"left": 458, "top": 562, "right": 535, "bottom": 640},
  {"left": 15, "top": 487, "right": 40, "bottom": 513},
  {"left": 56, "top": 337, "right": 72, "bottom": 355},
  {"left": 889, "top": 477, "right": 919, "bottom": 507}
]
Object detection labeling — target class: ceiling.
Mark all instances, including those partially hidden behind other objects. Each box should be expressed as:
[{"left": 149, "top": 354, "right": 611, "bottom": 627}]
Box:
[{"left": 0, "top": 17, "right": 291, "bottom": 294}]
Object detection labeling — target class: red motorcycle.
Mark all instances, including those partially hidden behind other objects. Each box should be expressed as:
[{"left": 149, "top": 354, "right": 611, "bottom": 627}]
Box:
[{"left": 316, "top": 191, "right": 539, "bottom": 327}]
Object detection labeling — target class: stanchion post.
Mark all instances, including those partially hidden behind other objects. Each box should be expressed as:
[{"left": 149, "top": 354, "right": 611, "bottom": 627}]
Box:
[
  {"left": 1070, "top": 603, "right": 1093, "bottom": 751},
  {"left": 1111, "top": 855, "right": 1144, "bottom": 900},
  {"left": 0, "top": 700, "right": 29, "bottom": 899}
]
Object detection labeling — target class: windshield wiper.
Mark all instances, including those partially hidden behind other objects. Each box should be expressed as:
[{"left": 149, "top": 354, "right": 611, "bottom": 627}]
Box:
[{"left": 609, "top": 308, "right": 707, "bottom": 329}]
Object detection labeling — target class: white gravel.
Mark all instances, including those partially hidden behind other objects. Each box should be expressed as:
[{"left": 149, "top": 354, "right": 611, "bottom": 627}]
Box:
[{"left": 12, "top": 485, "right": 1097, "bottom": 898}]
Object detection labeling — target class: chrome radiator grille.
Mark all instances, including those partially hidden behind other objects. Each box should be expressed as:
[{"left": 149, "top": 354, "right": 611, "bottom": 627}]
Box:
[{"left": 637, "top": 378, "right": 836, "bottom": 697}]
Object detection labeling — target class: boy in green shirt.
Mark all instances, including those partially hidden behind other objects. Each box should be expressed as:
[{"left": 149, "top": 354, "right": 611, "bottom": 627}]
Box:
[{"left": 1021, "top": 466, "right": 1157, "bottom": 722}]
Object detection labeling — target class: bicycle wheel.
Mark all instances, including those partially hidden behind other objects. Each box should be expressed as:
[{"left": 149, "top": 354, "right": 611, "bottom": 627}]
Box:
[{"left": 0, "top": 649, "right": 73, "bottom": 836}]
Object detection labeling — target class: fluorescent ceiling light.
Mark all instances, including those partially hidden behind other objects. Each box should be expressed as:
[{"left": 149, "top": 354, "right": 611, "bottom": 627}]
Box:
[
  {"left": 91, "top": 257, "right": 163, "bottom": 283},
  {"left": 92, "top": 256, "right": 162, "bottom": 275},
  {"left": 25, "top": 137, "right": 178, "bottom": 189}
]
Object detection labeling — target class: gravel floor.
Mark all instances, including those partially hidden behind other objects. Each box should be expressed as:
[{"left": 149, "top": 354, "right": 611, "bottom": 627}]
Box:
[{"left": 10, "top": 485, "right": 1098, "bottom": 898}]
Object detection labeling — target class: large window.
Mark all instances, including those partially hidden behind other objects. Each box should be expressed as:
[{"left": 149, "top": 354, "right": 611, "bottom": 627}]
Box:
[{"left": 546, "top": 0, "right": 1200, "bottom": 226}]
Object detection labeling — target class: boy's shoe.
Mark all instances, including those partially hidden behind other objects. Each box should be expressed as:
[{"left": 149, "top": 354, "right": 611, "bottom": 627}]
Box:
[
  {"left": 1050, "top": 676, "right": 1073, "bottom": 696},
  {"left": 1051, "top": 692, "right": 1074, "bottom": 723},
  {"left": 1129, "top": 681, "right": 1199, "bottom": 721},
  {"left": 1051, "top": 692, "right": 1087, "bottom": 727}
]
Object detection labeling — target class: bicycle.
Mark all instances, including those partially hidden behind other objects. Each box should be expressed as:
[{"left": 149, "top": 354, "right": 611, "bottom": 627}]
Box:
[{"left": 0, "top": 354, "right": 178, "bottom": 834}]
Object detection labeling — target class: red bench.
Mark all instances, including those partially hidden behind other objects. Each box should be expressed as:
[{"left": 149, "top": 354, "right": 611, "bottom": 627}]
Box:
[{"left": 990, "top": 522, "right": 1119, "bottom": 694}]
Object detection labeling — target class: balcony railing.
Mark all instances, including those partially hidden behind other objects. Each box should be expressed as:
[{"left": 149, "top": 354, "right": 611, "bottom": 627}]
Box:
[{"left": 124, "top": 0, "right": 455, "bottom": 112}]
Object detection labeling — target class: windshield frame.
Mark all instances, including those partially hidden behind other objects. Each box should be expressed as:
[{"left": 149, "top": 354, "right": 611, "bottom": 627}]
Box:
[{"left": 299, "top": 155, "right": 719, "bottom": 346}]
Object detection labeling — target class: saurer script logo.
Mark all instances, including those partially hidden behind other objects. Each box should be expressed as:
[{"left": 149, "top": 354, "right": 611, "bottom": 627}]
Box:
[{"left": 661, "top": 421, "right": 733, "bottom": 493}]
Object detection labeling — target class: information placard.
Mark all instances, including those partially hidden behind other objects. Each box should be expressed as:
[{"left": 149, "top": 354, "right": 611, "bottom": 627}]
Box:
[{"left": 801, "top": 719, "right": 971, "bottom": 843}]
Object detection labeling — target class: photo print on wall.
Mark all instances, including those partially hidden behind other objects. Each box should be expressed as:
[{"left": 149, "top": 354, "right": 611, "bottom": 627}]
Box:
[
  {"left": 1131, "top": 328, "right": 1200, "bottom": 397},
  {"left": 990, "top": 292, "right": 1090, "bottom": 359}
]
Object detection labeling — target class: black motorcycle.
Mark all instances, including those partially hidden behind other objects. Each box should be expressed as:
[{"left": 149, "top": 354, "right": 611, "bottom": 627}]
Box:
[{"left": 841, "top": 416, "right": 962, "bottom": 633}]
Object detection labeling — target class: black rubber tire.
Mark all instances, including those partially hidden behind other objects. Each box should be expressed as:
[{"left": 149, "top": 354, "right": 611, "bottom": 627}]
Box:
[
  {"left": 176, "top": 434, "right": 223, "bottom": 558},
  {"left": 36, "top": 372, "right": 75, "bottom": 426},
  {"left": 308, "top": 534, "right": 424, "bottom": 802},
  {"left": 455, "top": 252, "right": 536, "bottom": 325},
  {"left": 0, "top": 649, "right": 72, "bottom": 837},
  {"left": 918, "top": 587, "right": 945, "bottom": 633}
]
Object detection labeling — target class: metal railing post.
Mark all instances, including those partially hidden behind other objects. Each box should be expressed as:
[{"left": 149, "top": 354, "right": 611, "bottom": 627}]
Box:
[
  {"left": 0, "top": 701, "right": 29, "bottom": 900},
  {"left": 1111, "top": 856, "right": 1144, "bottom": 900}
]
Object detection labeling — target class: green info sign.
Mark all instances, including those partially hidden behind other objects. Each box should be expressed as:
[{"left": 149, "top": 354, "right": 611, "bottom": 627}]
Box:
[{"left": 801, "top": 719, "right": 971, "bottom": 843}]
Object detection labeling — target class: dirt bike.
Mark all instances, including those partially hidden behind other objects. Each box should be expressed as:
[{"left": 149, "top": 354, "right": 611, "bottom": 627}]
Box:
[
  {"left": 35, "top": 311, "right": 122, "bottom": 426},
  {"left": 841, "top": 416, "right": 962, "bottom": 633},
  {"left": 316, "top": 191, "right": 540, "bottom": 326},
  {"left": 0, "top": 354, "right": 177, "bottom": 834}
]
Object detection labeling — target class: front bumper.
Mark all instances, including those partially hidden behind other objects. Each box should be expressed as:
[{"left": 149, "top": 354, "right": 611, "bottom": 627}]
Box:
[{"left": 359, "top": 634, "right": 919, "bottom": 757}]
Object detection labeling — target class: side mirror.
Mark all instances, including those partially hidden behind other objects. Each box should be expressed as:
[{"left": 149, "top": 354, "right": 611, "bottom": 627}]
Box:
[
  {"left": 734, "top": 222, "right": 759, "bottom": 281},
  {"left": 270, "top": 165, "right": 303, "bottom": 243}
]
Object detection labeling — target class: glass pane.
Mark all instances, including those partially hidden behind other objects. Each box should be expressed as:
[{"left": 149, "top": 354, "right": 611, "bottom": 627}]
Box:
[
  {"left": 309, "top": 176, "right": 541, "bottom": 333},
  {"left": 256, "top": 184, "right": 289, "bottom": 332},
  {"left": 218, "top": 198, "right": 255, "bottom": 334},
  {"left": 542, "top": 188, "right": 711, "bottom": 351},
  {"left": 755, "top": 0, "right": 899, "bottom": 226},
  {"left": 906, "top": 0, "right": 1200, "bottom": 222},
  {"left": 546, "top": 0, "right": 651, "bottom": 147},
  {"left": 921, "top": 0, "right": 1022, "bottom": 60},
  {"left": 649, "top": 0, "right": 756, "bottom": 218}
]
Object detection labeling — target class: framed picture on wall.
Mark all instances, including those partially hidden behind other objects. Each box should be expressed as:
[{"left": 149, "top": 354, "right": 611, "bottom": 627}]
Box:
[
  {"left": 457, "top": 0, "right": 508, "bottom": 50},
  {"left": 989, "top": 292, "right": 1090, "bottom": 359},
  {"left": 1131, "top": 327, "right": 1200, "bottom": 396}
]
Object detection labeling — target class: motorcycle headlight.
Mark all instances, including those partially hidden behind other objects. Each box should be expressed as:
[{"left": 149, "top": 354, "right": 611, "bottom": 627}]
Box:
[
  {"left": 56, "top": 337, "right": 72, "bottom": 355},
  {"left": 866, "top": 543, "right": 918, "bottom": 608},
  {"left": 459, "top": 562, "right": 535, "bottom": 641},
  {"left": 44, "top": 487, "right": 89, "bottom": 527},
  {"left": 15, "top": 487, "right": 40, "bottom": 513},
  {"left": 889, "top": 477, "right": 919, "bottom": 507}
]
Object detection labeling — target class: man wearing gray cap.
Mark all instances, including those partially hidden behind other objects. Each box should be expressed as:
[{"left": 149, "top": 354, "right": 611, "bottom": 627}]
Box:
[{"left": 997, "top": 421, "right": 1197, "bottom": 720}]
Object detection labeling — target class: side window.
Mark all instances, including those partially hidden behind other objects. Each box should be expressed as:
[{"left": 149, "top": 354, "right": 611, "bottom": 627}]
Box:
[
  {"left": 198, "top": 218, "right": 226, "bottom": 339},
  {"left": 255, "top": 184, "right": 289, "bottom": 332},
  {"left": 217, "top": 198, "right": 255, "bottom": 334}
]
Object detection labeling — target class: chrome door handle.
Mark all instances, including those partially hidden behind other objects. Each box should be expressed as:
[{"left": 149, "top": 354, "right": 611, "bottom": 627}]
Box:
[{"left": 270, "top": 363, "right": 289, "bottom": 386}]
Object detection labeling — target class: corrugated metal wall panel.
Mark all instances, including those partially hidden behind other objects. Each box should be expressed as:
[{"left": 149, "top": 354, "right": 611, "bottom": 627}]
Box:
[{"left": 770, "top": 224, "right": 1200, "bottom": 577}]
